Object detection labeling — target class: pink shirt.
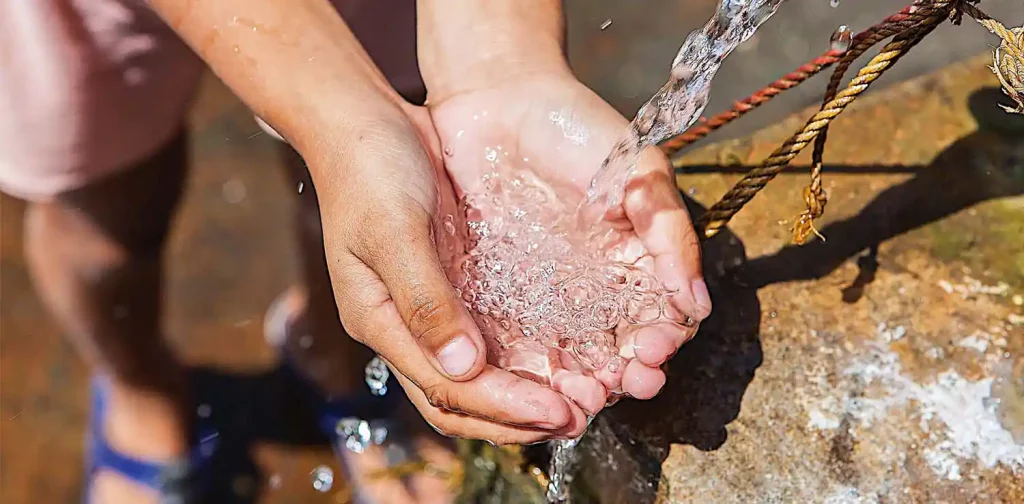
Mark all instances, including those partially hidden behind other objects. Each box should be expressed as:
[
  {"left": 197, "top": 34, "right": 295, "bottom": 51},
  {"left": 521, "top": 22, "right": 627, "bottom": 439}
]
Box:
[{"left": 0, "top": 0, "right": 419, "bottom": 201}]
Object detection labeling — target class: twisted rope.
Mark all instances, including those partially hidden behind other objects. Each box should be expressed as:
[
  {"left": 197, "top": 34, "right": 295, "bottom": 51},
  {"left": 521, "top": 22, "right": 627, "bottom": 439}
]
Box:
[
  {"left": 794, "top": 1, "right": 939, "bottom": 243},
  {"left": 962, "top": 3, "right": 1024, "bottom": 113},
  {"left": 793, "top": 17, "right": 940, "bottom": 243},
  {"left": 658, "top": 3, "right": 934, "bottom": 155},
  {"left": 694, "top": 4, "right": 951, "bottom": 239}
]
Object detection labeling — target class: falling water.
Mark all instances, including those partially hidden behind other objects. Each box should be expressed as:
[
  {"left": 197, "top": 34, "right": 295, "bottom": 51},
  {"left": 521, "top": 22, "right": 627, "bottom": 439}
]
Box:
[
  {"left": 547, "top": 1, "right": 788, "bottom": 502},
  {"left": 579, "top": 0, "right": 786, "bottom": 226},
  {"left": 546, "top": 436, "right": 583, "bottom": 503}
]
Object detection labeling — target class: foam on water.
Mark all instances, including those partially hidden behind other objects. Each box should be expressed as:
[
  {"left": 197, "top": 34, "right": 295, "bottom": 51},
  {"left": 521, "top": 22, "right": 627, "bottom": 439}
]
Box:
[{"left": 441, "top": 156, "right": 687, "bottom": 388}]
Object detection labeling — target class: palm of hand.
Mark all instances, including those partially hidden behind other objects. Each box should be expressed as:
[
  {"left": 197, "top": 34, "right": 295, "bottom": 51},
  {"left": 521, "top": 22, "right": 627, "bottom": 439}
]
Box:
[{"left": 429, "top": 75, "right": 705, "bottom": 414}]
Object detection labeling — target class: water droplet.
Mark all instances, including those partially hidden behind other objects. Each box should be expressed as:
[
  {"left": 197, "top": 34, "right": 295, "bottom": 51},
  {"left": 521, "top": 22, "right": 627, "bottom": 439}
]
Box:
[
  {"left": 364, "top": 356, "right": 390, "bottom": 396},
  {"left": 830, "top": 0, "right": 840, "bottom": 7},
  {"left": 311, "top": 466, "right": 334, "bottom": 492},
  {"left": 335, "top": 417, "right": 373, "bottom": 453},
  {"left": 830, "top": 25, "right": 852, "bottom": 53},
  {"left": 298, "top": 335, "right": 313, "bottom": 349},
  {"left": 297, "top": 181, "right": 304, "bottom": 194},
  {"left": 607, "top": 355, "right": 623, "bottom": 373},
  {"left": 268, "top": 473, "right": 282, "bottom": 489},
  {"left": 444, "top": 145, "right": 455, "bottom": 157},
  {"left": 599, "top": 19, "right": 613, "bottom": 31},
  {"left": 222, "top": 179, "right": 246, "bottom": 204},
  {"left": 197, "top": 404, "right": 212, "bottom": 418}
]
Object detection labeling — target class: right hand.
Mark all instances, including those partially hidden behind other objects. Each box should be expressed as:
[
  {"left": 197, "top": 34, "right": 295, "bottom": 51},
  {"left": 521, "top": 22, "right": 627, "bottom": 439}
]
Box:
[{"left": 297, "top": 100, "right": 588, "bottom": 445}]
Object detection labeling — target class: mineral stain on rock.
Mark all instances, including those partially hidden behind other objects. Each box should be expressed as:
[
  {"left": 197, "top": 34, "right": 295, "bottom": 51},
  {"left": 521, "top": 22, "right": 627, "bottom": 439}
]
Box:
[{"left": 572, "top": 58, "right": 1024, "bottom": 504}]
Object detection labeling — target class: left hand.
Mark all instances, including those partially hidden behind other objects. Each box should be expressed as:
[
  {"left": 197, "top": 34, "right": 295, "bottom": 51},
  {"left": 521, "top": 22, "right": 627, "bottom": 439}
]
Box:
[{"left": 428, "top": 69, "right": 712, "bottom": 415}]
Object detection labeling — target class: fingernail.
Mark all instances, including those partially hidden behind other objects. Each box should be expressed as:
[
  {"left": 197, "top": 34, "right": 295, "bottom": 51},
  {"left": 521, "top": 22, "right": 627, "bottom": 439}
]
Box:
[
  {"left": 690, "top": 278, "right": 712, "bottom": 319},
  {"left": 437, "top": 335, "right": 477, "bottom": 377}
]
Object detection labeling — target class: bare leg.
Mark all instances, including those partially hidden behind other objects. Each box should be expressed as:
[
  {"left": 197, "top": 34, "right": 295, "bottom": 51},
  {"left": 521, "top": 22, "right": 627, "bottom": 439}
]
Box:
[
  {"left": 24, "top": 133, "right": 191, "bottom": 504},
  {"left": 267, "top": 145, "right": 457, "bottom": 503}
]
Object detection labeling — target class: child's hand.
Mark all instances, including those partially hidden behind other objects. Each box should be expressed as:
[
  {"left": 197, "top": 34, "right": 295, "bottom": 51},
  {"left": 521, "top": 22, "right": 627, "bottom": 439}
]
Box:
[
  {"left": 305, "top": 102, "right": 588, "bottom": 444},
  {"left": 429, "top": 70, "right": 711, "bottom": 415}
]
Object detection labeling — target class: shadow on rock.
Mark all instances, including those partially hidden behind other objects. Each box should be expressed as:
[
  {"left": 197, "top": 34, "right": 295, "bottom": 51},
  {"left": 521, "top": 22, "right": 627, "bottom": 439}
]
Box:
[
  {"left": 572, "top": 87, "right": 1023, "bottom": 504},
  {"left": 575, "top": 213, "right": 763, "bottom": 504},
  {"left": 739, "top": 87, "right": 1023, "bottom": 290}
]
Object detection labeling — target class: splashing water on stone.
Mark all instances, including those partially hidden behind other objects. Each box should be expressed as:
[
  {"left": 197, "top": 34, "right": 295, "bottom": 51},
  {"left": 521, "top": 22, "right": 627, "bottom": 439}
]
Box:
[
  {"left": 546, "top": 436, "right": 583, "bottom": 503},
  {"left": 438, "top": 2, "right": 787, "bottom": 502}
]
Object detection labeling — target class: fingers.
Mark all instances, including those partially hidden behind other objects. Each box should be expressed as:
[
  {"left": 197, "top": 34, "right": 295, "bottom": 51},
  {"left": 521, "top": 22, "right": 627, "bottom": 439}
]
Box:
[
  {"left": 395, "top": 371, "right": 589, "bottom": 445},
  {"left": 624, "top": 147, "right": 712, "bottom": 321},
  {"left": 621, "top": 359, "right": 666, "bottom": 399},
  {"left": 551, "top": 369, "right": 607, "bottom": 416},
  {"left": 632, "top": 322, "right": 695, "bottom": 366},
  {"left": 351, "top": 216, "right": 487, "bottom": 381},
  {"left": 333, "top": 260, "right": 581, "bottom": 430}
]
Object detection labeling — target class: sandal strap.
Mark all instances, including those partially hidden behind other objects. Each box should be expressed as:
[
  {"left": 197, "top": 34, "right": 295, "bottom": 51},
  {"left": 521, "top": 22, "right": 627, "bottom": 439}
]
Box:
[{"left": 86, "top": 378, "right": 219, "bottom": 502}]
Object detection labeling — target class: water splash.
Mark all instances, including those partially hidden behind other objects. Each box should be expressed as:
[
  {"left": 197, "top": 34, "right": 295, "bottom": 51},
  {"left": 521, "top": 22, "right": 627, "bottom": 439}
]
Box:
[
  {"left": 311, "top": 465, "right": 334, "bottom": 492},
  {"left": 441, "top": 3, "right": 787, "bottom": 502},
  {"left": 546, "top": 437, "right": 583, "bottom": 503},
  {"left": 582, "top": 0, "right": 786, "bottom": 220},
  {"left": 446, "top": 166, "right": 682, "bottom": 387}
]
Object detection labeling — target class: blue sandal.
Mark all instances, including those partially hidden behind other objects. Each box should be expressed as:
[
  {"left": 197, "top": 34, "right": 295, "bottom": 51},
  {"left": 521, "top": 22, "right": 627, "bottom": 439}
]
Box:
[{"left": 83, "top": 378, "right": 220, "bottom": 504}]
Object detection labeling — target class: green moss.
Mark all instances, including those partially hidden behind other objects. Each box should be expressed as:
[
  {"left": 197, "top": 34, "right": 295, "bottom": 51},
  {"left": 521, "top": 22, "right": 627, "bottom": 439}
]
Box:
[{"left": 924, "top": 196, "right": 1024, "bottom": 289}]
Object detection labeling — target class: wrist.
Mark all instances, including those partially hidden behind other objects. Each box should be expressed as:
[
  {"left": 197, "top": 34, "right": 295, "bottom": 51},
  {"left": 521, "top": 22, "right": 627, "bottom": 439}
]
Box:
[{"left": 418, "top": 0, "right": 572, "bottom": 103}]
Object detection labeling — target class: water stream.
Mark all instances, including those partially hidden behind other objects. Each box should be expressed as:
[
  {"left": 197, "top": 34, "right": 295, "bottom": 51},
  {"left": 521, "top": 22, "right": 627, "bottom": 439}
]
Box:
[
  {"left": 549, "top": 1, "right": 788, "bottom": 501},
  {"left": 435, "top": 1, "right": 789, "bottom": 502}
]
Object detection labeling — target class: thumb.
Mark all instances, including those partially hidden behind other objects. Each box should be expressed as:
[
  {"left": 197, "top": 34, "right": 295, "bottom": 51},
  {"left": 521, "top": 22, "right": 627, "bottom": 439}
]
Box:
[{"left": 355, "top": 219, "right": 487, "bottom": 381}]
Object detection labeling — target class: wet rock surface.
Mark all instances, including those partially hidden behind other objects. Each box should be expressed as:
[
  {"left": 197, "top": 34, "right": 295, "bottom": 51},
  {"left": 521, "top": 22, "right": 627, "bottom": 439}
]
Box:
[{"left": 575, "top": 56, "right": 1024, "bottom": 503}]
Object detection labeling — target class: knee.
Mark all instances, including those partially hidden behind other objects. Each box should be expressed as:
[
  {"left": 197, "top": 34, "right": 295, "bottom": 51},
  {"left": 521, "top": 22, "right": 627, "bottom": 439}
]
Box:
[{"left": 23, "top": 203, "right": 122, "bottom": 278}]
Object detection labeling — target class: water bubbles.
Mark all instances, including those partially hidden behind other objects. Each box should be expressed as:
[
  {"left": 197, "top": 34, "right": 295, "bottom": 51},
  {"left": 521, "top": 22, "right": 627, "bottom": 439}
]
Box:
[
  {"left": 310, "top": 465, "right": 334, "bottom": 492},
  {"left": 364, "top": 356, "right": 389, "bottom": 396},
  {"left": 335, "top": 417, "right": 373, "bottom": 453},
  {"left": 297, "top": 181, "right": 304, "bottom": 194},
  {"left": 624, "top": 293, "right": 662, "bottom": 324},
  {"left": 830, "top": 0, "right": 840, "bottom": 7},
  {"left": 574, "top": 330, "right": 614, "bottom": 370},
  {"left": 830, "top": 25, "right": 852, "bottom": 53},
  {"left": 607, "top": 355, "right": 624, "bottom": 373},
  {"left": 453, "top": 165, "right": 693, "bottom": 385},
  {"left": 268, "top": 473, "right": 282, "bottom": 489},
  {"left": 444, "top": 145, "right": 455, "bottom": 157}
]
